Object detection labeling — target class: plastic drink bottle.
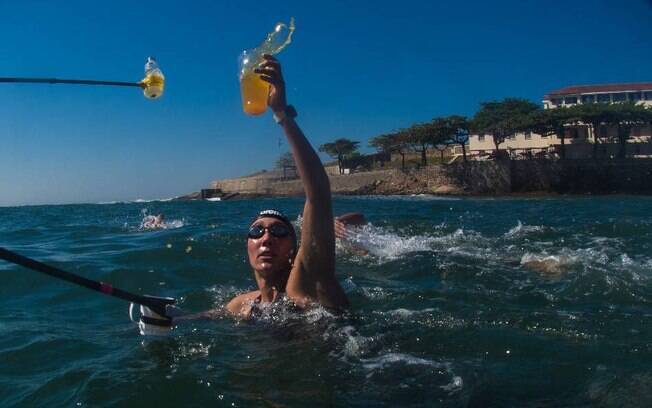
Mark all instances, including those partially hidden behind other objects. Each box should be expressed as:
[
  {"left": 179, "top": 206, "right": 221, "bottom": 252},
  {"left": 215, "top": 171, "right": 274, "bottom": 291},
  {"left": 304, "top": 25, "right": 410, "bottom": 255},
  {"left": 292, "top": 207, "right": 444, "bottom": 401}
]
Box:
[
  {"left": 239, "top": 18, "right": 294, "bottom": 115},
  {"left": 141, "top": 57, "right": 165, "bottom": 99}
]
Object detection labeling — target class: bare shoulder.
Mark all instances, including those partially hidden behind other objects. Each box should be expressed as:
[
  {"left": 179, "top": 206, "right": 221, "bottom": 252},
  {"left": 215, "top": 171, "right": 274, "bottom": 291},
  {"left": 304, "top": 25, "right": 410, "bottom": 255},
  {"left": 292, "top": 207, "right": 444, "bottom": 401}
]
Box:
[{"left": 225, "top": 290, "right": 261, "bottom": 317}]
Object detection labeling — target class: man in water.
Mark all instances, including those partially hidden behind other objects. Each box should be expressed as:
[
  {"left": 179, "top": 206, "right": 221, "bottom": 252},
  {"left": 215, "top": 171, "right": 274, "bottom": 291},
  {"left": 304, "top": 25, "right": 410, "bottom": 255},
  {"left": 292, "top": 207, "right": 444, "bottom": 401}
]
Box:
[
  {"left": 142, "top": 213, "right": 165, "bottom": 230},
  {"left": 136, "top": 55, "right": 348, "bottom": 330},
  {"left": 224, "top": 55, "right": 349, "bottom": 317}
]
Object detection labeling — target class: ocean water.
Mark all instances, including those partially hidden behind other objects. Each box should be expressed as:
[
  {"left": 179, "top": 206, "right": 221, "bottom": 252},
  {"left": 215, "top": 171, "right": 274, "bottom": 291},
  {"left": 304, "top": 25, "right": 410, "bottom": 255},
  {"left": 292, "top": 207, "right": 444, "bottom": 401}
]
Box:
[{"left": 1, "top": 196, "right": 651, "bottom": 407}]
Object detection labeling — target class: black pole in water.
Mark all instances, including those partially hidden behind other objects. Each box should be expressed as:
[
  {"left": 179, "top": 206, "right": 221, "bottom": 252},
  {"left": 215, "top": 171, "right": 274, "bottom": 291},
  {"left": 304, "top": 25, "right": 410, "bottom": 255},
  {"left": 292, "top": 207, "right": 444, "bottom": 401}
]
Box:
[
  {"left": 0, "top": 247, "right": 174, "bottom": 318},
  {"left": 0, "top": 77, "right": 143, "bottom": 88}
]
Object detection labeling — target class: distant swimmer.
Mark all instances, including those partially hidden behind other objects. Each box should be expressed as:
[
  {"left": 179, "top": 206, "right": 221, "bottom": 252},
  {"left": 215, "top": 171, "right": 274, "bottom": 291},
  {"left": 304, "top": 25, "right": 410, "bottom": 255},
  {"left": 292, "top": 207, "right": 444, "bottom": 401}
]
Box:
[{"left": 142, "top": 213, "right": 165, "bottom": 230}]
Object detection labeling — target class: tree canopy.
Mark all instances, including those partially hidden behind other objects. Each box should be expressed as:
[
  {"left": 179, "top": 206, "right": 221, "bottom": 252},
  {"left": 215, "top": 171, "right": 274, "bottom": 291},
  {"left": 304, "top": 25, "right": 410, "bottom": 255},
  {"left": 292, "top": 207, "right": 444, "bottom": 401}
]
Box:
[
  {"left": 319, "top": 138, "right": 360, "bottom": 174},
  {"left": 472, "top": 98, "right": 541, "bottom": 156}
]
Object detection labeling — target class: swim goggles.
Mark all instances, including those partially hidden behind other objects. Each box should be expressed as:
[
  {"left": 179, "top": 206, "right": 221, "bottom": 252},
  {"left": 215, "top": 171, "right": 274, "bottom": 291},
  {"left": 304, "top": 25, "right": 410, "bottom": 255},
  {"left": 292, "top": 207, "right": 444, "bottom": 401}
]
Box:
[{"left": 248, "top": 223, "right": 291, "bottom": 239}]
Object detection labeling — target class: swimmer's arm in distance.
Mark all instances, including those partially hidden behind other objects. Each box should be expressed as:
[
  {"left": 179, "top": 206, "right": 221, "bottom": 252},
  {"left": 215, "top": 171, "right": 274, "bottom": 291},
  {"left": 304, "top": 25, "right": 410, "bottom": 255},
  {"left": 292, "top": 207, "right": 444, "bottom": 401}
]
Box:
[{"left": 334, "top": 212, "right": 370, "bottom": 256}]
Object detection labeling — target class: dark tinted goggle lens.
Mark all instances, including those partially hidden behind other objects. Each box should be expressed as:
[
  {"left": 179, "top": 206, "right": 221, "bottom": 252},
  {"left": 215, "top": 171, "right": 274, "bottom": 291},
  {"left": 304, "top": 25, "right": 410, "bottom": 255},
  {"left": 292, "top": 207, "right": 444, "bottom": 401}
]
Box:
[{"left": 248, "top": 224, "right": 291, "bottom": 239}]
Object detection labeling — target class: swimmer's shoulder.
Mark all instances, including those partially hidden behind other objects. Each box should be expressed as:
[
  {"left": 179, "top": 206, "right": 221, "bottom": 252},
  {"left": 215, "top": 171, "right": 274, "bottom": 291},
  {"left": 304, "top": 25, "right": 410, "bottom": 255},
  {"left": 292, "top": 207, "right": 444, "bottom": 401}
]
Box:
[{"left": 226, "top": 290, "right": 261, "bottom": 317}]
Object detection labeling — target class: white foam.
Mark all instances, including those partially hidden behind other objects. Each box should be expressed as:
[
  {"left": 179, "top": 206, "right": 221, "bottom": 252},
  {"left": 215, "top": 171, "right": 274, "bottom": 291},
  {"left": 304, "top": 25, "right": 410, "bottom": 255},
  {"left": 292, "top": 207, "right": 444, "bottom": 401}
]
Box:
[
  {"left": 385, "top": 308, "right": 436, "bottom": 318},
  {"left": 505, "top": 220, "right": 545, "bottom": 238},
  {"left": 440, "top": 376, "right": 463, "bottom": 393},
  {"left": 361, "top": 352, "right": 441, "bottom": 370},
  {"left": 342, "top": 224, "right": 439, "bottom": 261}
]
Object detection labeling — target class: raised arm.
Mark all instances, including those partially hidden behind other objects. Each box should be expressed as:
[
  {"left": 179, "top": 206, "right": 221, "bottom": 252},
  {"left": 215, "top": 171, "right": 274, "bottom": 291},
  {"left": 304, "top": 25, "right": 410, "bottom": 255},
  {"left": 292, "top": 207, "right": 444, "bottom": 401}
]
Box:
[{"left": 256, "top": 55, "right": 348, "bottom": 310}]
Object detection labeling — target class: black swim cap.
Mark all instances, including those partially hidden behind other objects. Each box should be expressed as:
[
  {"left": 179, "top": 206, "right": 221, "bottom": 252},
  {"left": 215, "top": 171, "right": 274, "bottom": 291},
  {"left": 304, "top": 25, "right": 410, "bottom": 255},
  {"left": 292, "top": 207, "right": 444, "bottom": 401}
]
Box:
[{"left": 249, "top": 209, "right": 297, "bottom": 250}]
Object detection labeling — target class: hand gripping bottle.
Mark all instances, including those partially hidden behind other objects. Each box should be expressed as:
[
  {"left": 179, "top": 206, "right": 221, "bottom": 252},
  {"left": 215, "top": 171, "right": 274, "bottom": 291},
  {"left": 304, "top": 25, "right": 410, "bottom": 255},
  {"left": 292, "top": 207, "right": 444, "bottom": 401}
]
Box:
[
  {"left": 239, "top": 18, "right": 295, "bottom": 115},
  {"left": 140, "top": 57, "right": 165, "bottom": 99}
]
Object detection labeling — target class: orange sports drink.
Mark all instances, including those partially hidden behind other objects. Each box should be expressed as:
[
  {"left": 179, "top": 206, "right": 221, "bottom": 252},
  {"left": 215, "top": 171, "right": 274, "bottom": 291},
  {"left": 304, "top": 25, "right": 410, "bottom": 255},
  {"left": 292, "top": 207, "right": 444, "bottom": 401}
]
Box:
[
  {"left": 238, "top": 50, "right": 270, "bottom": 115},
  {"left": 239, "top": 18, "right": 294, "bottom": 116}
]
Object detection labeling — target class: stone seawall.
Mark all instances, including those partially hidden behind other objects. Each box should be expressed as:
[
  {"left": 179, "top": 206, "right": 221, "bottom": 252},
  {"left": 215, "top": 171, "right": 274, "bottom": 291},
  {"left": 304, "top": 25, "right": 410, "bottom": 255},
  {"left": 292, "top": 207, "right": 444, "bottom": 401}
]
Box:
[
  {"left": 211, "top": 159, "right": 652, "bottom": 197},
  {"left": 510, "top": 159, "right": 652, "bottom": 194}
]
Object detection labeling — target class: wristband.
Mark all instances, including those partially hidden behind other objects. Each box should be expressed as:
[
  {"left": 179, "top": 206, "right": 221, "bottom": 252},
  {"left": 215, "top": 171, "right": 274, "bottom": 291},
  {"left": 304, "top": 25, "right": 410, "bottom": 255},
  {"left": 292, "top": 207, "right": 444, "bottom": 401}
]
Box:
[{"left": 273, "top": 105, "right": 297, "bottom": 124}]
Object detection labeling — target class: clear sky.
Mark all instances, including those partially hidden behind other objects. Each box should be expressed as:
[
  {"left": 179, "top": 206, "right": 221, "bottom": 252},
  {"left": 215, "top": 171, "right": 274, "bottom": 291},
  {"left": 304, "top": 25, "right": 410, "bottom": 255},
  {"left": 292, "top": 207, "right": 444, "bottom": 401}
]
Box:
[{"left": 1, "top": 0, "right": 650, "bottom": 206}]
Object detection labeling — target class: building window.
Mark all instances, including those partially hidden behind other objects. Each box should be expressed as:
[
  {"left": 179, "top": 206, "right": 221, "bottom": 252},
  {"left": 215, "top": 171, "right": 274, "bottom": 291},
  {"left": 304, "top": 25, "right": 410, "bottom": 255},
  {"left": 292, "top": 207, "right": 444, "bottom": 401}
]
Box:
[
  {"left": 581, "top": 95, "right": 595, "bottom": 104},
  {"left": 633, "top": 127, "right": 641, "bottom": 137},
  {"left": 478, "top": 134, "right": 485, "bottom": 142},
  {"left": 613, "top": 93, "right": 627, "bottom": 102},
  {"left": 597, "top": 94, "right": 611, "bottom": 103},
  {"left": 564, "top": 96, "right": 577, "bottom": 104},
  {"left": 551, "top": 98, "right": 562, "bottom": 106},
  {"left": 599, "top": 126, "right": 608, "bottom": 138},
  {"left": 563, "top": 128, "right": 579, "bottom": 139},
  {"left": 629, "top": 92, "right": 642, "bottom": 101},
  {"left": 644, "top": 91, "right": 652, "bottom": 101},
  {"left": 525, "top": 132, "right": 532, "bottom": 140}
]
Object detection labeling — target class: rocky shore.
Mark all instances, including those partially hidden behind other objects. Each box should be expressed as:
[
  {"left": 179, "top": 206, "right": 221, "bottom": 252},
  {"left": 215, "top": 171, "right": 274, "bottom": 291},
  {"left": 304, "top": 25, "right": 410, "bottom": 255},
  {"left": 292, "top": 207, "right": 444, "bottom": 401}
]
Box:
[{"left": 195, "top": 159, "right": 652, "bottom": 199}]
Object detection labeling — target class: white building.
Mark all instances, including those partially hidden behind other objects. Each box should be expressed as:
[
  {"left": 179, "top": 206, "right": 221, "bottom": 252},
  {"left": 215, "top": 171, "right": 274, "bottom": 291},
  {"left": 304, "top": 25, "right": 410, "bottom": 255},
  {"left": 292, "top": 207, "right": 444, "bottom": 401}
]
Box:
[{"left": 468, "top": 82, "right": 652, "bottom": 159}]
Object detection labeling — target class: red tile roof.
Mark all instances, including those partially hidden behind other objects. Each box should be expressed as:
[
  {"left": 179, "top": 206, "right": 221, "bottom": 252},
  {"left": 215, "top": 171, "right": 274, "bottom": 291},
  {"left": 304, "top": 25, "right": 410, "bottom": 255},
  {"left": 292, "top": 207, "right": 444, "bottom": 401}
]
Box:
[{"left": 545, "top": 82, "right": 652, "bottom": 98}]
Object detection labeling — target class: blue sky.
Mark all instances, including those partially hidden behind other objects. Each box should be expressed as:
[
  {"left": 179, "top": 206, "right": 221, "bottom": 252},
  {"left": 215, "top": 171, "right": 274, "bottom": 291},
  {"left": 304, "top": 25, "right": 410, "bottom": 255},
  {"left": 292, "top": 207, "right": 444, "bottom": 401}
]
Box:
[{"left": 1, "top": 0, "right": 650, "bottom": 206}]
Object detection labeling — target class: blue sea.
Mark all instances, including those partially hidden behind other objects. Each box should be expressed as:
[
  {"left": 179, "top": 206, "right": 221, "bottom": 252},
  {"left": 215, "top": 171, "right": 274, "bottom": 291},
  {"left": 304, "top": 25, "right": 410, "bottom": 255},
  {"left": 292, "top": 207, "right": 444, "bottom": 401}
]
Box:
[{"left": 1, "top": 196, "right": 651, "bottom": 407}]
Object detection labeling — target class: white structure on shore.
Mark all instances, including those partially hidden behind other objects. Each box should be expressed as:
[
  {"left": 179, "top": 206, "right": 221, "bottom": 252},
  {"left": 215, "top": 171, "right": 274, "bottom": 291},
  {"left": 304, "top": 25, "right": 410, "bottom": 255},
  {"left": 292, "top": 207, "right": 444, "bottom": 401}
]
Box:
[{"left": 468, "top": 82, "right": 652, "bottom": 159}]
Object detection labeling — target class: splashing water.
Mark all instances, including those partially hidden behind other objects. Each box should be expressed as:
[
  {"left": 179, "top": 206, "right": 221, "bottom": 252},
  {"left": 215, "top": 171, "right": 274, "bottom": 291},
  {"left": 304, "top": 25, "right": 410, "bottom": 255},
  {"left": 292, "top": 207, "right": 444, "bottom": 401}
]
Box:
[{"left": 2, "top": 196, "right": 652, "bottom": 406}]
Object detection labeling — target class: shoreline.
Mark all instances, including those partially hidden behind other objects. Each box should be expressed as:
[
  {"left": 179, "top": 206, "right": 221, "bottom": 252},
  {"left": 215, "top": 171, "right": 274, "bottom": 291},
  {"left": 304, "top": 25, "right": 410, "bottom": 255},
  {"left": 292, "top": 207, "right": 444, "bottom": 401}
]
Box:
[{"left": 192, "top": 159, "right": 652, "bottom": 200}]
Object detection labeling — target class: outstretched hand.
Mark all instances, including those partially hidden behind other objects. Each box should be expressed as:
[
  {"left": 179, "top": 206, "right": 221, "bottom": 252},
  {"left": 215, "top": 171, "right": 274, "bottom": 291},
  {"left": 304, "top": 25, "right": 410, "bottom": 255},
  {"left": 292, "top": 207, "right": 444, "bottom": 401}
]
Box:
[
  {"left": 255, "top": 54, "right": 287, "bottom": 114},
  {"left": 334, "top": 213, "right": 367, "bottom": 240}
]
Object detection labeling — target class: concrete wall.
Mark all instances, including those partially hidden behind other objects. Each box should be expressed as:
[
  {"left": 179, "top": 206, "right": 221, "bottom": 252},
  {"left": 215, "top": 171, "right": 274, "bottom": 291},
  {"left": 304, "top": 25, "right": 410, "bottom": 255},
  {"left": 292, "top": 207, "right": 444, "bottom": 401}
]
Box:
[
  {"left": 211, "top": 159, "right": 652, "bottom": 197},
  {"left": 510, "top": 158, "right": 652, "bottom": 194}
]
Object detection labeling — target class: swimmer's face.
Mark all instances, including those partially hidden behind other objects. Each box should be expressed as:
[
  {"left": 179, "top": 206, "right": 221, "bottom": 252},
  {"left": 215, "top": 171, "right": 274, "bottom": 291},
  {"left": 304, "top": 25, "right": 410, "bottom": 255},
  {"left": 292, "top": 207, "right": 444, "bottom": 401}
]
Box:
[{"left": 247, "top": 217, "right": 294, "bottom": 277}]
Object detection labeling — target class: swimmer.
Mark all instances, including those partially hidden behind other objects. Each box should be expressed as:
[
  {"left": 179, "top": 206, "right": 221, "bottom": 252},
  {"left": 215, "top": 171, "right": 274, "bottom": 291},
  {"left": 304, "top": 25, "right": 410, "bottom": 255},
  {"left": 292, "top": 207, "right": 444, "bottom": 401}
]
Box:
[
  {"left": 136, "top": 56, "right": 348, "bottom": 330},
  {"left": 142, "top": 213, "right": 165, "bottom": 229},
  {"left": 223, "top": 55, "right": 349, "bottom": 317}
]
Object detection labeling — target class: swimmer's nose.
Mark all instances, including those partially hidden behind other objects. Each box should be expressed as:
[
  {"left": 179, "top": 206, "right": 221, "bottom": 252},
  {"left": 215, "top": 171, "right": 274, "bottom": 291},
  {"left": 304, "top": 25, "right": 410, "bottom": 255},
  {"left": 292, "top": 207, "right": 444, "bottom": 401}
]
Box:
[{"left": 260, "top": 229, "right": 274, "bottom": 243}]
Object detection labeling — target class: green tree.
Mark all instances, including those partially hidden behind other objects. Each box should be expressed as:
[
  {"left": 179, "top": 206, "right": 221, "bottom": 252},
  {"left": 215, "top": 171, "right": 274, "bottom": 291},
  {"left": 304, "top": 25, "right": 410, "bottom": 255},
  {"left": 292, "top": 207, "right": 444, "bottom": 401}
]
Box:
[
  {"left": 402, "top": 124, "right": 427, "bottom": 166},
  {"left": 389, "top": 130, "right": 411, "bottom": 170},
  {"left": 319, "top": 138, "right": 360, "bottom": 174},
  {"left": 526, "top": 106, "right": 575, "bottom": 159},
  {"left": 444, "top": 115, "right": 470, "bottom": 162},
  {"left": 472, "top": 98, "right": 541, "bottom": 158},
  {"left": 369, "top": 133, "right": 396, "bottom": 167},
  {"left": 609, "top": 102, "right": 652, "bottom": 158},
  {"left": 571, "top": 103, "right": 617, "bottom": 159}
]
